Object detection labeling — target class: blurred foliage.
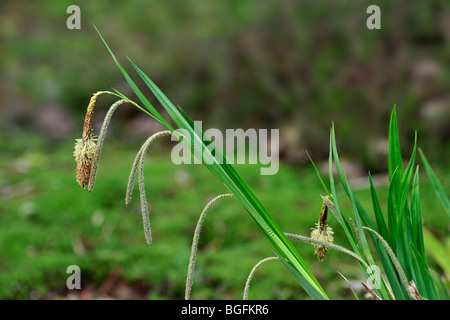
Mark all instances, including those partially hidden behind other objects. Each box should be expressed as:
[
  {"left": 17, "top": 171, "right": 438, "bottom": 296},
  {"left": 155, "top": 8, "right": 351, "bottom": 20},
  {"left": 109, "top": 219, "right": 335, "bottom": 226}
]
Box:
[{"left": 1, "top": 0, "right": 449, "bottom": 170}]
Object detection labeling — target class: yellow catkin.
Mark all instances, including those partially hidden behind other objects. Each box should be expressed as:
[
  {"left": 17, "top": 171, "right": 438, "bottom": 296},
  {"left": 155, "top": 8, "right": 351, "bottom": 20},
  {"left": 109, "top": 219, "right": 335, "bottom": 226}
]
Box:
[
  {"left": 74, "top": 91, "right": 106, "bottom": 188},
  {"left": 74, "top": 135, "right": 97, "bottom": 188},
  {"left": 310, "top": 200, "right": 334, "bottom": 261}
]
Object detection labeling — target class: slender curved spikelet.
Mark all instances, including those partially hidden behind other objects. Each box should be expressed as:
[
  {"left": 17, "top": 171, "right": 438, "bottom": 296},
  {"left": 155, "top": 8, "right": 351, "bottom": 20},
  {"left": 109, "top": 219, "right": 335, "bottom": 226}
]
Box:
[
  {"left": 125, "top": 130, "right": 172, "bottom": 206},
  {"left": 135, "top": 131, "right": 172, "bottom": 247},
  {"left": 88, "top": 99, "right": 129, "bottom": 192},
  {"left": 185, "top": 194, "right": 235, "bottom": 300},
  {"left": 243, "top": 257, "right": 279, "bottom": 300},
  {"left": 363, "top": 227, "right": 414, "bottom": 299}
]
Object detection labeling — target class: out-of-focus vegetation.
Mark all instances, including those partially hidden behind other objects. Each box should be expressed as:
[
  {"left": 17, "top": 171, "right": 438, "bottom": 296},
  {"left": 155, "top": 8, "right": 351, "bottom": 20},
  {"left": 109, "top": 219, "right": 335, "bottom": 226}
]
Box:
[
  {"left": 2, "top": 0, "right": 449, "bottom": 166},
  {"left": 0, "top": 0, "right": 448, "bottom": 299},
  {"left": 0, "top": 134, "right": 448, "bottom": 299}
]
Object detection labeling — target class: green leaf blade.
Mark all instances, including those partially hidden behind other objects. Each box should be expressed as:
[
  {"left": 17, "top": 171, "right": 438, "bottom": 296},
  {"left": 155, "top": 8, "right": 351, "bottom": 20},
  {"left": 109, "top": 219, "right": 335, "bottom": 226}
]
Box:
[
  {"left": 410, "top": 166, "right": 425, "bottom": 258},
  {"left": 93, "top": 25, "right": 173, "bottom": 131},
  {"left": 368, "top": 173, "right": 391, "bottom": 245},
  {"left": 388, "top": 106, "right": 403, "bottom": 185}
]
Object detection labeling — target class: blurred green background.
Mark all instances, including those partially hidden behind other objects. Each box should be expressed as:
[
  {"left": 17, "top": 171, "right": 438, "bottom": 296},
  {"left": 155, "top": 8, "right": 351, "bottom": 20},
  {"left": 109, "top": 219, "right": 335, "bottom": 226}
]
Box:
[{"left": 0, "top": 0, "right": 449, "bottom": 299}]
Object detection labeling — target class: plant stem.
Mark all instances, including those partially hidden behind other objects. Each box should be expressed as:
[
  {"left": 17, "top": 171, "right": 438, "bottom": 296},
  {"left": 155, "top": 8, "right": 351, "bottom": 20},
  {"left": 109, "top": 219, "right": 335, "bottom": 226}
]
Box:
[
  {"left": 185, "top": 194, "right": 235, "bottom": 300},
  {"left": 285, "top": 232, "right": 368, "bottom": 267},
  {"left": 362, "top": 227, "right": 413, "bottom": 299}
]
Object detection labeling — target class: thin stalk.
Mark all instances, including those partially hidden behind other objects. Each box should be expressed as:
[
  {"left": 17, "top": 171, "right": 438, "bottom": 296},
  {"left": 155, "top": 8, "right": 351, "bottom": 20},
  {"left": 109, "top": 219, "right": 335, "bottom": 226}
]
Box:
[
  {"left": 122, "top": 131, "right": 172, "bottom": 246},
  {"left": 185, "top": 194, "right": 235, "bottom": 300},
  {"left": 336, "top": 270, "right": 359, "bottom": 300},
  {"left": 125, "top": 130, "right": 172, "bottom": 206},
  {"left": 88, "top": 99, "right": 129, "bottom": 192},
  {"left": 363, "top": 227, "right": 413, "bottom": 299},
  {"left": 285, "top": 233, "right": 368, "bottom": 267},
  {"left": 361, "top": 282, "right": 382, "bottom": 300}
]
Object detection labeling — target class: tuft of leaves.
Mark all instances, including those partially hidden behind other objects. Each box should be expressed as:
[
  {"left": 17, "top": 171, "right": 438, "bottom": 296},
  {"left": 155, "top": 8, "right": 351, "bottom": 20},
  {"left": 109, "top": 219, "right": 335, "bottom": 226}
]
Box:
[{"left": 308, "top": 106, "right": 448, "bottom": 300}]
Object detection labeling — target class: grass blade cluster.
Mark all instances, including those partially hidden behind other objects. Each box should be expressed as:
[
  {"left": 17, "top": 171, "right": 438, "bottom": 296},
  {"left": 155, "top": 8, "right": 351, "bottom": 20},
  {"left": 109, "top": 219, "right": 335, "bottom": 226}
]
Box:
[{"left": 312, "top": 107, "right": 448, "bottom": 300}]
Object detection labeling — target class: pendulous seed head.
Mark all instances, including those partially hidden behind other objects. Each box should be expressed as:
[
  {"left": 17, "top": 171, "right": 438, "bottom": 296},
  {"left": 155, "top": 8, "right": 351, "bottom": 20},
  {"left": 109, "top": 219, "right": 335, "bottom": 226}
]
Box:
[
  {"left": 74, "top": 91, "right": 105, "bottom": 188},
  {"left": 74, "top": 134, "right": 97, "bottom": 188},
  {"left": 310, "top": 199, "right": 334, "bottom": 261},
  {"left": 310, "top": 224, "right": 334, "bottom": 261}
]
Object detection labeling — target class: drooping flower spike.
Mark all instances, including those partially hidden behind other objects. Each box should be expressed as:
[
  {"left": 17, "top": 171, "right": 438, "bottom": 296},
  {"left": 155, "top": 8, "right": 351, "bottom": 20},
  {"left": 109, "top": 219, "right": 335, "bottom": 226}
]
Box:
[
  {"left": 74, "top": 91, "right": 105, "bottom": 188},
  {"left": 310, "top": 197, "right": 334, "bottom": 261},
  {"left": 74, "top": 91, "right": 130, "bottom": 189}
]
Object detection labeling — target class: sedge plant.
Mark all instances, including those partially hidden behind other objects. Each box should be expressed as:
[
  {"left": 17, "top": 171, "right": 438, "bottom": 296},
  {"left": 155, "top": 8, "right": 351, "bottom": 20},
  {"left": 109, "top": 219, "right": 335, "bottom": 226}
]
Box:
[
  {"left": 73, "top": 26, "right": 328, "bottom": 300},
  {"left": 74, "top": 26, "right": 448, "bottom": 300}
]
